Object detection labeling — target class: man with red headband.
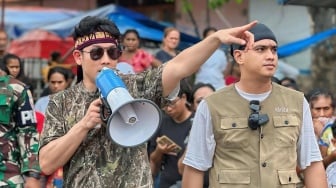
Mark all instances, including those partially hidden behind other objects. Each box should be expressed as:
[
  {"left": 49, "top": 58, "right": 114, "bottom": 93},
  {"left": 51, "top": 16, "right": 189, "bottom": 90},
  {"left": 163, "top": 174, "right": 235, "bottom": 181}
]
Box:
[{"left": 38, "top": 16, "right": 257, "bottom": 187}]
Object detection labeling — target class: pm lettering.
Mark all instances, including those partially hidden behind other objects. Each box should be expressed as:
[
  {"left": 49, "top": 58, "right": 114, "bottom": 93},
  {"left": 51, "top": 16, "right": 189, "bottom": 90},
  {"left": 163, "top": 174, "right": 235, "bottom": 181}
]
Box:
[{"left": 21, "top": 110, "right": 36, "bottom": 124}]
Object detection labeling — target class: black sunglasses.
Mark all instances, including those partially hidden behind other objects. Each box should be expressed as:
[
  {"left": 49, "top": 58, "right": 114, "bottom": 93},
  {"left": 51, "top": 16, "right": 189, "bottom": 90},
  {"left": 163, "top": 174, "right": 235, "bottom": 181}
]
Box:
[
  {"left": 81, "top": 46, "right": 121, "bottom": 61},
  {"left": 248, "top": 100, "right": 269, "bottom": 130}
]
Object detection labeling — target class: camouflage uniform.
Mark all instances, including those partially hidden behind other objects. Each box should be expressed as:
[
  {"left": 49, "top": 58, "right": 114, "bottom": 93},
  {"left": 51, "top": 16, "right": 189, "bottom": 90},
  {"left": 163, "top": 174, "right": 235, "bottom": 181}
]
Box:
[
  {"left": 0, "top": 76, "right": 40, "bottom": 187},
  {"left": 40, "top": 66, "right": 165, "bottom": 188}
]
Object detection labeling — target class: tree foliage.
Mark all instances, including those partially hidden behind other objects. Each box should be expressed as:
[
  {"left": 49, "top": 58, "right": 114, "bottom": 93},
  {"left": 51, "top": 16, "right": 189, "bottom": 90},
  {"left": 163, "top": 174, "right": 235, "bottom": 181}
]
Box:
[
  {"left": 208, "top": 0, "right": 244, "bottom": 9},
  {"left": 164, "top": 0, "right": 245, "bottom": 37}
]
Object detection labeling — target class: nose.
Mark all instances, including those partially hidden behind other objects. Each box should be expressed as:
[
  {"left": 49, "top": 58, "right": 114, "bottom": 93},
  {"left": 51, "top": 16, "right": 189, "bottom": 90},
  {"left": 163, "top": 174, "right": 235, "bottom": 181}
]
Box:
[
  {"left": 164, "top": 105, "right": 174, "bottom": 113},
  {"left": 100, "top": 50, "right": 113, "bottom": 65},
  {"left": 319, "top": 110, "right": 326, "bottom": 117},
  {"left": 53, "top": 83, "right": 61, "bottom": 90},
  {"left": 265, "top": 49, "right": 276, "bottom": 59}
]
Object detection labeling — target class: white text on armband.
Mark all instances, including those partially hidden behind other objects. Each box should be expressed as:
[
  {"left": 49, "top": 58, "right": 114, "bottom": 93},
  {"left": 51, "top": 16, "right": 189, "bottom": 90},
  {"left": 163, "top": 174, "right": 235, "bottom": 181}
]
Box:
[{"left": 20, "top": 110, "right": 37, "bottom": 125}]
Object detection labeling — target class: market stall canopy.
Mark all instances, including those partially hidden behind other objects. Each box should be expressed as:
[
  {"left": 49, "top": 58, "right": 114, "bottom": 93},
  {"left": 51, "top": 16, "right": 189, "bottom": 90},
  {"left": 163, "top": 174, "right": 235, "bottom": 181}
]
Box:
[
  {"left": 4, "top": 6, "right": 79, "bottom": 39},
  {"left": 39, "top": 4, "right": 200, "bottom": 47},
  {"left": 4, "top": 4, "right": 200, "bottom": 47},
  {"left": 8, "top": 29, "right": 74, "bottom": 59}
]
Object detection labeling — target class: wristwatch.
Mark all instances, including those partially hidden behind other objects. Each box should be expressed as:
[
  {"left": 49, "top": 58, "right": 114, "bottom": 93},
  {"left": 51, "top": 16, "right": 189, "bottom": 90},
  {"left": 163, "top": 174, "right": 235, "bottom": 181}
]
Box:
[{"left": 24, "top": 171, "right": 41, "bottom": 180}]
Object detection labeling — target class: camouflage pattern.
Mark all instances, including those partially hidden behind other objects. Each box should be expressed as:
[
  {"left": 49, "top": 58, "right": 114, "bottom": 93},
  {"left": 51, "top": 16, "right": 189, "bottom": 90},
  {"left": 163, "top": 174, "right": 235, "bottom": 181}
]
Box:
[
  {"left": 0, "top": 76, "right": 40, "bottom": 187},
  {"left": 40, "top": 66, "right": 165, "bottom": 188}
]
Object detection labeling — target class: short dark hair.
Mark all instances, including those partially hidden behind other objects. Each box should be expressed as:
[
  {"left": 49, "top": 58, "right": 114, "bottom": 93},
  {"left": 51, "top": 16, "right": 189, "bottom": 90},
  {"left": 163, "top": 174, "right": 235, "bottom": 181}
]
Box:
[
  {"left": 50, "top": 51, "right": 61, "bottom": 61},
  {"left": 1, "top": 53, "right": 24, "bottom": 79},
  {"left": 123, "top": 29, "right": 140, "bottom": 40},
  {"left": 203, "top": 27, "right": 217, "bottom": 38},
  {"left": 72, "top": 16, "right": 121, "bottom": 41},
  {"left": 190, "top": 82, "right": 215, "bottom": 104},
  {"left": 178, "top": 78, "right": 192, "bottom": 102},
  {"left": 47, "top": 66, "right": 70, "bottom": 82}
]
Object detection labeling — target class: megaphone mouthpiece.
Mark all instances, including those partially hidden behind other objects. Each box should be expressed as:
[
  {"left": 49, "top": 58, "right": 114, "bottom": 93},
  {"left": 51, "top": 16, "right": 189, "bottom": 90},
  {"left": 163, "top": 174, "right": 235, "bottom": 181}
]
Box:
[{"left": 117, "top": 103, "right": 138, "bottom": 125}]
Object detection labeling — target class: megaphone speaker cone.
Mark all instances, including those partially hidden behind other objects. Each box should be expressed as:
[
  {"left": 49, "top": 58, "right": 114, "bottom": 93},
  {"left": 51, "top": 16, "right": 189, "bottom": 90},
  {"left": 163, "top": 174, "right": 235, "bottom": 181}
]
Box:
[{"left": 107, "top": 99, "right": 162, "bottom": 147}]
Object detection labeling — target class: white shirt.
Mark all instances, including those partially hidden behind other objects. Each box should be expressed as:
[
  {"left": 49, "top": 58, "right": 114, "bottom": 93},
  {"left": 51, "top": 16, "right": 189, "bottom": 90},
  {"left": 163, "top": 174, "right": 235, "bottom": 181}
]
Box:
[
  {"left": 194, "top": 49, "right": 227, "bottom": 90},
  {"left": 34, "top": 95, "right": 50, "bottom": 115},
  {"left": 183, "top": 85, "right": 322, "bottom": 171}
]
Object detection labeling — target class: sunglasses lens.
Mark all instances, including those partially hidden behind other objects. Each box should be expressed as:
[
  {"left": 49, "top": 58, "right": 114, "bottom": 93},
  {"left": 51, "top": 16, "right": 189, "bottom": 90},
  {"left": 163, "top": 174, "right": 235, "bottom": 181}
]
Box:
[
  {"left": 90, "top": 48, "right": 104, "bottom": 61},
  {"left": 107, "top": 47, "right": 121, "bottom": 60}
]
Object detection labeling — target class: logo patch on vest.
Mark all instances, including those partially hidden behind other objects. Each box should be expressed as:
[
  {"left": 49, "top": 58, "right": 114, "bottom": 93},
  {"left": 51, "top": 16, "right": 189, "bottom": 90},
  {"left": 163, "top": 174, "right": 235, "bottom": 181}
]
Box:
[{"left": 275, "top": 106, "right": 288, "bottom": 113}]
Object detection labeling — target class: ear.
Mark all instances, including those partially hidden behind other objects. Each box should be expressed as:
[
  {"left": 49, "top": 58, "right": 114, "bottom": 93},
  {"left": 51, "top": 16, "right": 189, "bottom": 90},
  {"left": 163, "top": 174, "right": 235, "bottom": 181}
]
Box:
[
  {"left": 72, "top": 50, "right": 83, "bottom": 66},
  {"left": 233, "top": 50, "right": 244, "bottom": 65}
]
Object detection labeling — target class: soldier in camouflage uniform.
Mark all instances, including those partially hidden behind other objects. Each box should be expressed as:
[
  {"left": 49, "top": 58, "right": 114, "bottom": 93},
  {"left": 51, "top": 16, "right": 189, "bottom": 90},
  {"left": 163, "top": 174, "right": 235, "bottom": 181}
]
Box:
[
  {"left": 38, "top": 16, "right": 257, "bottom": 188},
  {"left": 0, "top": 69, "right": 41, "bottom": 187}
]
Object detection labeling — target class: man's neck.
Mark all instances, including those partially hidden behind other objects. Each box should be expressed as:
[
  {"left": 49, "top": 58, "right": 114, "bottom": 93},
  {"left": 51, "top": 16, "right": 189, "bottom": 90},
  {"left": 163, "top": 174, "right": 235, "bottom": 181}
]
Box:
[{"left": 236, "top": 78, "right": 272, "bottom": 94}]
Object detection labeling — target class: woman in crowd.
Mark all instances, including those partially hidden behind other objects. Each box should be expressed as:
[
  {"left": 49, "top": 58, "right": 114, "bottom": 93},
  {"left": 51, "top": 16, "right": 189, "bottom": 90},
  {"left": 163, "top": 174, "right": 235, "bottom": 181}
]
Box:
[
  {"left": 1, "top": 53, "right": 34, "bottom": 93},
  {"left": 35, "top": 67, "right": 69, "bottom": 114},
  {"left": 35, "top": 66, "right": 70, "bottom": 114},
  {"left": 119, "top": 29, "right": 162, "bottom": 73},
  {"left": 155, "top": 27, "right": 181, "bottom": 63}
]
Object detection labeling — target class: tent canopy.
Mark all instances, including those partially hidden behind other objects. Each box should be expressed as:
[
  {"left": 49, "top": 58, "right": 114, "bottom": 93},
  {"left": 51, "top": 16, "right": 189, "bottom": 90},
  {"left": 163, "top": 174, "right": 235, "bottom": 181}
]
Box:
[
  {"left": 8, "top": 29, "right": 74, "bottom": 59},
  {"left": 4, "top": 6, "right": 79, "bottom": 39},
  {"left": 5, "top": 4, "right": 200, "bottom": 47},
  {"left": 39, "top": 4, "right": 200, "bottom": 47}
]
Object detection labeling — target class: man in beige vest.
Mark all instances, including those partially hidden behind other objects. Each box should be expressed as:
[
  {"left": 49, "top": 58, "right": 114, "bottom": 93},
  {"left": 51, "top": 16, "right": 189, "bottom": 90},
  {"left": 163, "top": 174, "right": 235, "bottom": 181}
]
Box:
[{"left": 182, "top": 23, "right": 327, "bottom": 188}]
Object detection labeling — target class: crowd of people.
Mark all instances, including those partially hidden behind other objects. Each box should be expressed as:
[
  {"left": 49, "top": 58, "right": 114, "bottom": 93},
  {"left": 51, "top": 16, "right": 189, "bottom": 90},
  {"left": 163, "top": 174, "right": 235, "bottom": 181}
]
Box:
[{"left": 0, "top": 15, "right": 333, "bottom": 188}]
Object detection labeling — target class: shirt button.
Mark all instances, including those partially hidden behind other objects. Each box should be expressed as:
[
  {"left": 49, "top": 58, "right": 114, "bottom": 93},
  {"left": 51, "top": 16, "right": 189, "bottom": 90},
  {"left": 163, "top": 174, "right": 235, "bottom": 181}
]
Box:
[
  {"left": 232, "top": 123, "right": 237, "bottom": 127},
  {"left": 262, "top": 162, "right": 267, "bottom": 167}
]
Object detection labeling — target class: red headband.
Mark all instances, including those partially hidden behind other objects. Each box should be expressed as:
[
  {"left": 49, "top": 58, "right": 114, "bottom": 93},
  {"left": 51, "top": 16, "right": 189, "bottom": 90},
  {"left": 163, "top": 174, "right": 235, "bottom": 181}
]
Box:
[{"left": 75, "top": 32, "right": 119, "bottom": 50}]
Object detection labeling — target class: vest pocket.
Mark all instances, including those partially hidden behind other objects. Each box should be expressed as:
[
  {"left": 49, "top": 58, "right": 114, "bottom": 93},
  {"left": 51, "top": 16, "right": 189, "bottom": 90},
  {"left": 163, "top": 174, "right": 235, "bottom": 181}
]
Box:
[
  {"left": 220, "top": 117, "right": 250, "bottom": 148},
  {"left": 277, "top": 170, "right": 301, "bottom": 186},
  {"left": 218, "top": 169, "right": 250, "bottom": 184},
  {"left": 273, "top": 114, "right": 300, "bottom": 147}
]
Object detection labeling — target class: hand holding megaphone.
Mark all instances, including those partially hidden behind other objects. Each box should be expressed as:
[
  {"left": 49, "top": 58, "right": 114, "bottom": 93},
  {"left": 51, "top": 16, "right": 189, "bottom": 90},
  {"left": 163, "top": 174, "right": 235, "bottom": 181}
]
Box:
[
  {"left": 96, "top": 67, "right": 162, "bottom": 147},
  {"left": 80, "top": 98, "right": 103, "bottom": 130}
]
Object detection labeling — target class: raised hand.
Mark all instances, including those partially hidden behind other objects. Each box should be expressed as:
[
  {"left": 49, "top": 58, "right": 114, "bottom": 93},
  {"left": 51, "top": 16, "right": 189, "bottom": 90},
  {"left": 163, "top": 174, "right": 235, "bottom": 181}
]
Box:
[{"left": 214, "top": 20, "right": 257, "bottom": 49}]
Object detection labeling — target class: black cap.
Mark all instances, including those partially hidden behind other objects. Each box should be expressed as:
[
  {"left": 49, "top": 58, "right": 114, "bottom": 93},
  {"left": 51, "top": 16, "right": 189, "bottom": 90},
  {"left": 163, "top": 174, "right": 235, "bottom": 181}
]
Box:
[{"left": 230, "top": 23, "right": 277, "bottom": 56}]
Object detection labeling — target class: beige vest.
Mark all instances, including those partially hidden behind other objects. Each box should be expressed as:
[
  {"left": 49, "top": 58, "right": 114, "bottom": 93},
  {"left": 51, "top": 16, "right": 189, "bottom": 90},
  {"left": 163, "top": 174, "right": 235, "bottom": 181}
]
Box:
[{"left": 205, "top": 83, "right": 303, "bottom": 188}]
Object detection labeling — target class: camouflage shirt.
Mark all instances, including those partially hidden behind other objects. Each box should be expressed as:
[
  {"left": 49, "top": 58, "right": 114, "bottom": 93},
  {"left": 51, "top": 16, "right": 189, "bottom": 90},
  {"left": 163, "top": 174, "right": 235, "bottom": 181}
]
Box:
[
  {"left": 0, "top": 76, "right": 40, "bottom": 187},
  {"left": 40, "top": 66, "right": 164, "bottom": 188}
]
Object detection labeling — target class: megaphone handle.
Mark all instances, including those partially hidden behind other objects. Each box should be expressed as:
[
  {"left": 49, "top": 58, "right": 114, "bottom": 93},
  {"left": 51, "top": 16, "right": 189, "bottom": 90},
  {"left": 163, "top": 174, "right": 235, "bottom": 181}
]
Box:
[{"left": 100, "top": 98, "right": 112, "bottom": 123}]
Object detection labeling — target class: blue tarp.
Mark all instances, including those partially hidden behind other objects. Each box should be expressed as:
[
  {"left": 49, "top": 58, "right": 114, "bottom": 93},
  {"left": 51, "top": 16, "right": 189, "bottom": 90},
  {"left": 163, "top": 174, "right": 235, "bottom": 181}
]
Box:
[
  {"left": 278, "top": 28, "right": 336, "bottom": 58},
  {"left": 7, "top": 4, "right": 200, "bottom": 47},
  {"left": 4, "top": 7, "right": 79, "bottom": 39},
  {"left": 5, "top": 4, "right": 336, "bottom": 58}
]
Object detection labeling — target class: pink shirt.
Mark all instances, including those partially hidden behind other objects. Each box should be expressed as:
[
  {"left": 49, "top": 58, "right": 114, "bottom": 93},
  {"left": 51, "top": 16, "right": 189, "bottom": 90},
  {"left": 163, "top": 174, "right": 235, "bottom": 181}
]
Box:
[{"left": 119, "top": 49, "right": 154, "bottom": 73}]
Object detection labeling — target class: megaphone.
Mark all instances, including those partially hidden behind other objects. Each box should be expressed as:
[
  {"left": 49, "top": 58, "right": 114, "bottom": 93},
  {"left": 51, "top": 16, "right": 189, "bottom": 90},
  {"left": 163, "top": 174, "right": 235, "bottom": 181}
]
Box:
[{"left": 96, "top": 67, "right": 162, "bottom": 147}]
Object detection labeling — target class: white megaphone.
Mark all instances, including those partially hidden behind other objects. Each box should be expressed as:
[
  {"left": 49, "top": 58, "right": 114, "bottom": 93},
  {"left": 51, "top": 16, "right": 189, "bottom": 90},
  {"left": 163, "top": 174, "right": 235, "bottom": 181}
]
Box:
[{"left": 96, "top": 67, "right": 162, "bottom": 147}]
